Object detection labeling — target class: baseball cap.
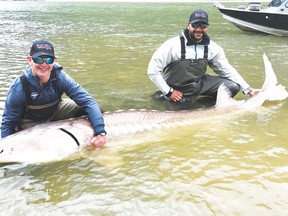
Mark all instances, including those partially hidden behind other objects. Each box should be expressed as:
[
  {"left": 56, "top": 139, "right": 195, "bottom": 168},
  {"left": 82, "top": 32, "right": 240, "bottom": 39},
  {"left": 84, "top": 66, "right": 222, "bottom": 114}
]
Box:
[
  {"left": 30, "top": 40, "right": 55, "bottom": 58},
  {"left": 189, "top": 9, "right": 209, "bottom": 24}
]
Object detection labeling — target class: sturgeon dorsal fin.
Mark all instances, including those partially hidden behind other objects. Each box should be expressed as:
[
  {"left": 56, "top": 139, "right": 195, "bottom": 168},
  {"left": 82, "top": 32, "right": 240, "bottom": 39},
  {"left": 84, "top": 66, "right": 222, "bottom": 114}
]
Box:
[{"left": 215, "top": 84, "right": 239, "bottom": 108}]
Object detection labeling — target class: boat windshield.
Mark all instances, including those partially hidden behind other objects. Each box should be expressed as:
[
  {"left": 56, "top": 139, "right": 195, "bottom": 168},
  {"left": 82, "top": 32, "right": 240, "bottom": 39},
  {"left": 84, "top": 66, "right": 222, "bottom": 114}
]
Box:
[{"left": 268, "top": 0, "right": 286, "bottom": 7}]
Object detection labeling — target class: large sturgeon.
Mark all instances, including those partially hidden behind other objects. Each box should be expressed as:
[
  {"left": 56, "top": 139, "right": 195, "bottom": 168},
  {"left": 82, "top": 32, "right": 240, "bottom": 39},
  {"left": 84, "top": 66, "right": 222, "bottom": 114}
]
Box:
[{"left": 0, "top": 53, "right": 287, "bottom": 164}]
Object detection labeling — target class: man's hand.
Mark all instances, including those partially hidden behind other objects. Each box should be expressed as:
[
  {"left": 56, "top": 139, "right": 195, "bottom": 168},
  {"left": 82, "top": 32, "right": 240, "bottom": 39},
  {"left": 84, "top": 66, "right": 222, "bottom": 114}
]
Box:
[
  {"left": 169, "top": 89, "right": 183, "bottom": 102},
  {"left": 248, "top": 88, "right": 261, "bottom": 97},
  {"left": 89, "top": 134, "right": 107, "bottom": 148}
]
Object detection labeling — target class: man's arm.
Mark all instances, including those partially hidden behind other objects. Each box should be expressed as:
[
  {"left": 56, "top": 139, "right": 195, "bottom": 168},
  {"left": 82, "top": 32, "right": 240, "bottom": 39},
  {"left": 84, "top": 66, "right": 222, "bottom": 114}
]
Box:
[{"left": 1, "top": 87, "right": 26, "bottom": 138}]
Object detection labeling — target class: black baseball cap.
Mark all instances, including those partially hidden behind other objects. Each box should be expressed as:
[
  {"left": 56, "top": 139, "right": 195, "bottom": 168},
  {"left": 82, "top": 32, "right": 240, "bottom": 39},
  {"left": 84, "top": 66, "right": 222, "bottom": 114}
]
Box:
[
  {"left": 189, "top": 9, "right": 209, "bottom": 24},
  {"left": 30, "top": 40, "right": 55, "bottom": 58}
]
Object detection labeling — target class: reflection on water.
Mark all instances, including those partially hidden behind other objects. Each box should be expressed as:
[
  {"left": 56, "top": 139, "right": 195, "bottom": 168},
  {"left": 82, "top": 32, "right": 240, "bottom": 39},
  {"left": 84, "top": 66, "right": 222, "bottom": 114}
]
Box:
[{"left": 0, "top": 1, "right": 288, "bottom": 215}]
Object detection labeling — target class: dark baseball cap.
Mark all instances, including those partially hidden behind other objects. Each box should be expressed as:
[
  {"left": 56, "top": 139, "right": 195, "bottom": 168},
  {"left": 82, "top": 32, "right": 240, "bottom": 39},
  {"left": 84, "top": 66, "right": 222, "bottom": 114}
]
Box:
[
  {"left": 30, "top": 40, "right": 55, "bottom": 58},
  {"left": 189, "top": 9, "right": 209, "bottom": 24}
]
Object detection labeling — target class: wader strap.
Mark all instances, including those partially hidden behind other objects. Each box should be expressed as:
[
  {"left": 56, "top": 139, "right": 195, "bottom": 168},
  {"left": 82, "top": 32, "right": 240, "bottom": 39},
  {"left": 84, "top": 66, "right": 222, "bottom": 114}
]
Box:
[
  {"left": 204, "top": 46, "right": 208, "bottom": 59},
  {"left": 179, "top": 36, "right": 209, "bottom": 59},
  {"left": 180, "top": 36, "right": 185, "bottom": 59},
  {"left": 50, "top": 69, "right": 58, "bottom": 95},
  {"left": 20, "top": 73, "right": 32, "bottom": 105}
]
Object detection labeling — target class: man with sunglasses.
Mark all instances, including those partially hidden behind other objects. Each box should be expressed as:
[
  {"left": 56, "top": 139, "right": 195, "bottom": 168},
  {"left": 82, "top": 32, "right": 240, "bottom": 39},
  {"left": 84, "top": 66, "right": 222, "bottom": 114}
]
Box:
[
  {"left": 1, "top": 40, "right": 107, "bottom": 148},
  {"left": 147, "top": 9, "right": 259, "bottom": 109}
]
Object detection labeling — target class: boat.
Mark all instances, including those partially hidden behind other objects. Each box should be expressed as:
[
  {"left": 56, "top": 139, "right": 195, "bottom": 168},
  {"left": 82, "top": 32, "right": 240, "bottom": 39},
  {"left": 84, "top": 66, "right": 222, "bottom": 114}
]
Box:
[{"left": 214, "top": 0, "right": 288, "bottom": 36}]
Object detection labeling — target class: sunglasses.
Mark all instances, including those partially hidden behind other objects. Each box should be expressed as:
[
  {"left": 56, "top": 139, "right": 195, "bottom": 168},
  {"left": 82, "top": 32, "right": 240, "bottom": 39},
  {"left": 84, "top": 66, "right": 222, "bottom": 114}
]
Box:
[
  {"left": 32, "top": 56, "right": 55, "bottom": 64},
  {"left": 191, "top": 23, "right": 209, "bottom": 29}
]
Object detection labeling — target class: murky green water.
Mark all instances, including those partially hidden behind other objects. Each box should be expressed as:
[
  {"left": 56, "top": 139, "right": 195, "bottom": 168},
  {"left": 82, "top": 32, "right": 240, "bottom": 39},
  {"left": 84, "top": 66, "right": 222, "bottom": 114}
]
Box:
[{"left": 0, "top": 1, "right": 287, "bottom": 215}]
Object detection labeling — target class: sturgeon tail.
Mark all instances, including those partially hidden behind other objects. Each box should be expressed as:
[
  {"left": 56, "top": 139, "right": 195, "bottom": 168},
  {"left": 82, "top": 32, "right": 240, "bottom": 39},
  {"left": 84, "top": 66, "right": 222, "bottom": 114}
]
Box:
[
  {"left": 216, "top": 53, "right": 288, "bottom": 110},
  {"left": 262, "top": 53, "right": 288, "bottom": 101},
  {"left": 242, "top": 53, "right": 288, "bottom": 109}
]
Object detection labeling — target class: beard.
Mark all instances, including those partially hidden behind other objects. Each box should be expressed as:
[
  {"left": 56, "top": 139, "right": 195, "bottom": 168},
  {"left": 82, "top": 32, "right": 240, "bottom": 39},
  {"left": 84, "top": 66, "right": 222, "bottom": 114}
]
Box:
[{"left": 189, "top": 30, "right": 204, "bottom": 42}]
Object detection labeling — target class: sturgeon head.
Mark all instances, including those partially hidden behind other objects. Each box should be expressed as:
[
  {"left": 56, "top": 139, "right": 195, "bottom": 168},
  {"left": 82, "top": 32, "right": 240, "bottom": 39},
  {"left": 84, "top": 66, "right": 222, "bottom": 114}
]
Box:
[{"left": 0, "top": 117, "right": 94, "bottom": 163}]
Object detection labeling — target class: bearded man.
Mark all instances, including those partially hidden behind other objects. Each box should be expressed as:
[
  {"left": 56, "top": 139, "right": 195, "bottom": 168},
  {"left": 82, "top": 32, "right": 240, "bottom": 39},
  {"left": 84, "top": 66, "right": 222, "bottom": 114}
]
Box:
[{"left": 147, "top": 9, "right": 258, "bottom": 108}]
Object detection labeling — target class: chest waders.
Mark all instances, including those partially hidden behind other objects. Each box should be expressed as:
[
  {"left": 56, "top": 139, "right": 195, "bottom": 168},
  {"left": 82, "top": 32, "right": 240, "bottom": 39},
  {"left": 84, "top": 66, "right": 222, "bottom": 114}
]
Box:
[
  {"left": 163, "top": 36, "right": 208, "bottom": 97},
  {"left": 20, "top": 69, "right": 61, "bottom": 121}
]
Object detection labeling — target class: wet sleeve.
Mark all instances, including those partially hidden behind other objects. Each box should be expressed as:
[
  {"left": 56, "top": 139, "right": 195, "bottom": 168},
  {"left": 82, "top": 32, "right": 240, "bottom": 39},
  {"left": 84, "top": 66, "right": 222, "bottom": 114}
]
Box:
[
  {"left": 1, "top": 87, "right": 26, "bottom": 138},
  {"left": 59, "top": 72, "right": 106, "bottom": 135}
]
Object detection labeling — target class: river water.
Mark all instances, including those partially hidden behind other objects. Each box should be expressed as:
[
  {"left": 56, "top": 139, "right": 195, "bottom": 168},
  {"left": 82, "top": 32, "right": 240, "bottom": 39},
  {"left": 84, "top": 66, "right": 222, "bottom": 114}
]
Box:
[{"left": 0, "top": 1, "right": 287, "bottom": 215}]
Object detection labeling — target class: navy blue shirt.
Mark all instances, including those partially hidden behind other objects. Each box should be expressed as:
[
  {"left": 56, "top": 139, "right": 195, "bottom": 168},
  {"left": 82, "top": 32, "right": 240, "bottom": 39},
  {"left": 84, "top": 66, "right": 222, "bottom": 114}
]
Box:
[{"left": 1, "top": 63, "right": 105, "bottom": 138}]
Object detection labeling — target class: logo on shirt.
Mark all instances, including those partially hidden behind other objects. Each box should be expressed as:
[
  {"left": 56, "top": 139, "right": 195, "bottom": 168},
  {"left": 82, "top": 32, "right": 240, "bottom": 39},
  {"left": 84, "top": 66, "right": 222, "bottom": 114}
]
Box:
[{"left": 31, "top": 92, "right": 39, "bottom": 100}]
